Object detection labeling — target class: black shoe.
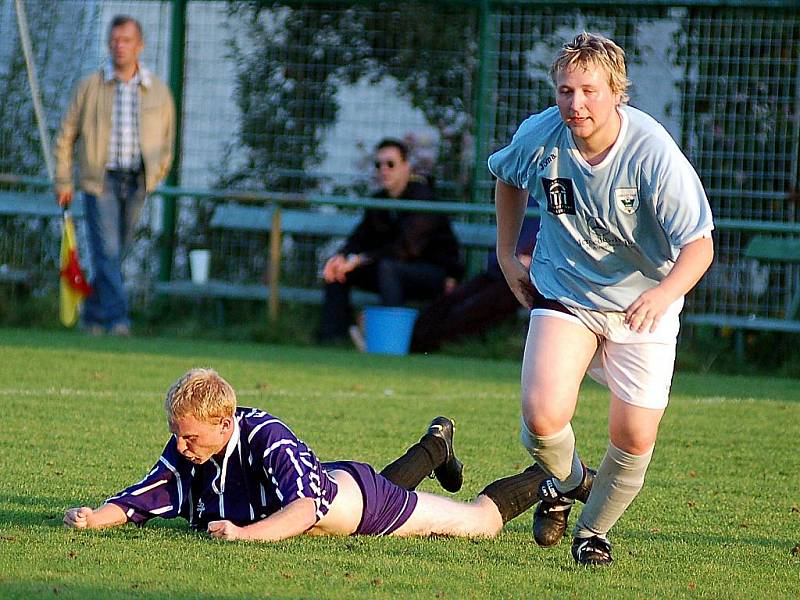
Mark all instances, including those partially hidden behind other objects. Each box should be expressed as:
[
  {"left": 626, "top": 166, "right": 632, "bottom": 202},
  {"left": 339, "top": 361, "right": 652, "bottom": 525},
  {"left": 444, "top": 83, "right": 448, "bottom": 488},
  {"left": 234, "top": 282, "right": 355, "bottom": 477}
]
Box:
[
  {"left": 571, "top": 535, "right": 613, "bottom": 566},
  {"left": 427, "top": 416, "right": 463, "bottom": 493},
  {"left": 533, "top": 464, "right": 596, "bottom": 548}
]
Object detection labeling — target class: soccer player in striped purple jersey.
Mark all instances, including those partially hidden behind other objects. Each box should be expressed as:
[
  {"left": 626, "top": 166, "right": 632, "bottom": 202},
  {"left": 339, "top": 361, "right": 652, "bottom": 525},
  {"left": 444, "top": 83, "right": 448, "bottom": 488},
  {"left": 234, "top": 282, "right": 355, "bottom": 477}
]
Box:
[{"left": 64, "top": 368, "right": 547, "bottom": 540}]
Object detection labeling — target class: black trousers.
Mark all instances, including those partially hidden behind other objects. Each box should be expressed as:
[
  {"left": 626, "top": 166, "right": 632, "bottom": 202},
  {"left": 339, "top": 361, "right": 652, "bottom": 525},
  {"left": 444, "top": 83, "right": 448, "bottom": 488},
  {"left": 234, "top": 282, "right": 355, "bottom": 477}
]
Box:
[{"left": 318, "top": 258, "right": 448, "bottom": 341}]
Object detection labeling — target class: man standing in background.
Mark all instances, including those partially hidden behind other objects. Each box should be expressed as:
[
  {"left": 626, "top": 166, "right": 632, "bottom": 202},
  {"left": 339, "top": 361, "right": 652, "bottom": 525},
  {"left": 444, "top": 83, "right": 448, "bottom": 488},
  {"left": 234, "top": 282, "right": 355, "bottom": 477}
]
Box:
[{"left": 55, "top": 15, "right": 175, "bottom": 336}]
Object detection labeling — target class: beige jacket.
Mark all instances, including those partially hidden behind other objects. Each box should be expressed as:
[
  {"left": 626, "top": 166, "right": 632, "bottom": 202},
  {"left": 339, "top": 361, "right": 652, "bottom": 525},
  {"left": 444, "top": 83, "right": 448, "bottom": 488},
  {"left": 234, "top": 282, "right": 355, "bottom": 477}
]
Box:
[{"left": 54, "top": 67, "right": 176, "bottom": 196}]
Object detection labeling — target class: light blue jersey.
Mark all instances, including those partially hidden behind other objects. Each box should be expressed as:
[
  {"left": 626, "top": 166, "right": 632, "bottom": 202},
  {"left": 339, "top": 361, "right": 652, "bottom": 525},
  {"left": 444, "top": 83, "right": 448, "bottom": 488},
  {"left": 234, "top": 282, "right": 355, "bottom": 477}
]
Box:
[{"left": 488, "top": 105, "right": 714, "bottom": 312}]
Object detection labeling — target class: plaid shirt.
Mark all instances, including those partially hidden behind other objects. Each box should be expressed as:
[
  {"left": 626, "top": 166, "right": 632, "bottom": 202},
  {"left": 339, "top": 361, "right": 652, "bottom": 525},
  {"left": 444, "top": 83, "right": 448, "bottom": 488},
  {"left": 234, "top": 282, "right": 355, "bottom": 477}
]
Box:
[{"left": 105, "top": 63, "right": 144, "bottom": 171}]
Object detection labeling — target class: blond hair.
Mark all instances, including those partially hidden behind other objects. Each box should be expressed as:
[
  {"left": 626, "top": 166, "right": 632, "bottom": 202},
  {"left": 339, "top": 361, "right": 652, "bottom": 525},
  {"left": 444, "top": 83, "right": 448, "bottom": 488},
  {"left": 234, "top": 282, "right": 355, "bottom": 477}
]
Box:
[
  {"left": 164, "top": 368, "right": 237, "bottom": 423},
  {"left": 550, "top": 32, "right": 630, "bottom": 104}
]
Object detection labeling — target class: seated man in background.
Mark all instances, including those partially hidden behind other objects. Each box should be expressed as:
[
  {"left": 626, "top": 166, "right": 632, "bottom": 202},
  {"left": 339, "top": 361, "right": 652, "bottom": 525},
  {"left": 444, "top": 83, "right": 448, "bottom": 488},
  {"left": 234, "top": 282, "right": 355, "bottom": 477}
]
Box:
[
  {"left": 64, "top": 368, "right": 546, "bottom": 541},
  {"left": 317, "top": 138, "right": 463, "bottom": 345}
]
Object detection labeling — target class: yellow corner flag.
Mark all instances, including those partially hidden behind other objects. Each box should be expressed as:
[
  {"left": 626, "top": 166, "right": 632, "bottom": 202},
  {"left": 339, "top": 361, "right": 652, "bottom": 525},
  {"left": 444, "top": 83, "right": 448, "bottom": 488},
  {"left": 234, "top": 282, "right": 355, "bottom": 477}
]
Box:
[{"left": 59, "top": 211, "right": 92, "bottom": 327}]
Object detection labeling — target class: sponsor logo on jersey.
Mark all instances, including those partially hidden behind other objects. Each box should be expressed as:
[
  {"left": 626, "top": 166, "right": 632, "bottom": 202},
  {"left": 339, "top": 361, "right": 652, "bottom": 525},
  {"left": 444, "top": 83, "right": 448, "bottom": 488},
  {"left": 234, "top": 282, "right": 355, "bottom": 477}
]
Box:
[
  {"left": 197, "top": 498, "right": 206, "bottom": 519},
  {"left": 538, "top": 152, "right": 556, "bottom": 171},
  {"left": 614, "top": 188, "right": 639, "bottom": 215},
  {"left": 541, "top": 177, "right": 576, "bottom": 216},
  {"left": 582, "top": 216, "right": 633, "bottom": 250}
]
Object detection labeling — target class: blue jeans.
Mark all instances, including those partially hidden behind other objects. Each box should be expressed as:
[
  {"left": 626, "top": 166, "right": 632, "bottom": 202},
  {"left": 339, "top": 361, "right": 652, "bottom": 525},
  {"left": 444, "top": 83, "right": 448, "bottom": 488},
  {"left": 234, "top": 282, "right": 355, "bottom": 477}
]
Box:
[{"left": 81, "top": 170, "right": 147, "bottom": 330}]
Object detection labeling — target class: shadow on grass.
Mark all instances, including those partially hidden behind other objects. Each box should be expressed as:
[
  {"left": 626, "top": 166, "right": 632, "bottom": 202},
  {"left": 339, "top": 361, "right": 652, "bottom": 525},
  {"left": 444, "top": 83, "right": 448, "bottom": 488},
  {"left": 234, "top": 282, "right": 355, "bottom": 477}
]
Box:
[{"left": 0, "top": 493, "right": 195, "bottom": 535}]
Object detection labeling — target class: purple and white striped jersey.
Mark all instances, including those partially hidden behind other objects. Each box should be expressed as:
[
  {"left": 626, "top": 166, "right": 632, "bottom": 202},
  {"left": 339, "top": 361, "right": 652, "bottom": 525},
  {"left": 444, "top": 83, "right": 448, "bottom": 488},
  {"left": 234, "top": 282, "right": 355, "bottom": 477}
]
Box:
[{"left": 106, "top": 407, "right": 338, "bottom": 530}]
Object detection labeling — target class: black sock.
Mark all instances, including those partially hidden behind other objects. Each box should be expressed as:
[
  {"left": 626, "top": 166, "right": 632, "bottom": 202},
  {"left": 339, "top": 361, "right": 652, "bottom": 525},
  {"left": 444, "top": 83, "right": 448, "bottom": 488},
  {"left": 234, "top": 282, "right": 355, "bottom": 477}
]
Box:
[
  {"left": 380, "top": 434, "right": 447, "bottom": 490},
  {"left": 479, "top": 465, "right": 545, "bottom": 524}
]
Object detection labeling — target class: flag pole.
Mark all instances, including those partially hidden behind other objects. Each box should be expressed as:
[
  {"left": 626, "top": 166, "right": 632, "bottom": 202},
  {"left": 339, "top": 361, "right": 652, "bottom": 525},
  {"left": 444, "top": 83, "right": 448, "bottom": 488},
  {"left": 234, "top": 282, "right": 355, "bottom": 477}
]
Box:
[{"left": 14, "top": 0, "right": 54, "bottom": 181}]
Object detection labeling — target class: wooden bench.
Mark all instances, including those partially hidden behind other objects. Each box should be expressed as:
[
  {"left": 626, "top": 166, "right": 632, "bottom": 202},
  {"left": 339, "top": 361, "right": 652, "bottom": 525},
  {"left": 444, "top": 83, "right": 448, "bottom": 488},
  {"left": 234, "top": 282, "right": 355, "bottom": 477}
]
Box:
[
  {"left": 684, "top": 234, "right": 800, "bottom": 346},
  {"left": 154, "top": 202, "right": 497, "bottom": 320},
  {"left": 203, "top": 203, "right": 497, "bottom": 249},
  {"left": 743, "top": 235, "right": 800, "bottom": 321}
]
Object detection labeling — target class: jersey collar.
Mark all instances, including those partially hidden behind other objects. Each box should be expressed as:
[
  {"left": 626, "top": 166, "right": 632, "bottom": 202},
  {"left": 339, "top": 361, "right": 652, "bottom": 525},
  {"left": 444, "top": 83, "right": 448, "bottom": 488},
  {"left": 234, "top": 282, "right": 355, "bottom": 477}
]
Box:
[{"left": 566, "top": 106, "right": 629, "bottom": 174}]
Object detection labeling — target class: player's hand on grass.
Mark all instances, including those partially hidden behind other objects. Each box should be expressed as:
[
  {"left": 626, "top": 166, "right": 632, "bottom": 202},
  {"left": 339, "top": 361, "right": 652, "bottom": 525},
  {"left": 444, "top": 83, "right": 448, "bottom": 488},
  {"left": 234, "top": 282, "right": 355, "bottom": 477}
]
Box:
[
  {"left": 64, "top": 506, "right": 93, "bottom": 529},
  {"left": 208, "top": 519, "right": 243, "bottom": 541},
  {"left": 625, "top": 286, "right": 673, "bottom": 333}
]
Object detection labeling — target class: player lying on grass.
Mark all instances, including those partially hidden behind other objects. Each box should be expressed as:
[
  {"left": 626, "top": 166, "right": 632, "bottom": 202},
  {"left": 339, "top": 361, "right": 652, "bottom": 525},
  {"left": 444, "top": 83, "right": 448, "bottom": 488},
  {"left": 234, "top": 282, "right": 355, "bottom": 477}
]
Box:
[{"left": 64, "top": 368, "right": 545, "bottom": 540}]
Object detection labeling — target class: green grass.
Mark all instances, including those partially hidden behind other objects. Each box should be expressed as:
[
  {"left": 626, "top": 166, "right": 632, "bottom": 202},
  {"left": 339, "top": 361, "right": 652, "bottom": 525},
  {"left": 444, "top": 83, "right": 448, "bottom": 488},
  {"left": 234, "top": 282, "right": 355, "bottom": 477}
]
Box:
[{"left": 0, "top": 328, "right": 797, "bottom": 599}]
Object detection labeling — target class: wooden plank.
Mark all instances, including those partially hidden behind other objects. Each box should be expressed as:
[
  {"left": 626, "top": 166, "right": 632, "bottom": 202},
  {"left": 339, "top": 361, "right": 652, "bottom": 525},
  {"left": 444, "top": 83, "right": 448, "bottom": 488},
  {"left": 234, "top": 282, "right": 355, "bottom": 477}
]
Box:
[
  {"left": 209, "top": 203, "right": 273, "bottom": 231},
  {"left": 683, "top": 313, "right": 800, "bottom": 333},
  {"left": 452, "top": 221, "right": 496, "bottom": 247},
  {"left": 269, "top": 208, "right": 281, "bottom": 323},
  {"left": 743, "top": 236, "right": 800, "bottom": 263},
  {"left": 154, "top": 280, "right": 379, "bottom": 306},
  {"left": 154, "top": 279, "right": 267, "bottom": 300},
  {"left": 281, "top": 210, "right": 358, "bottom": 237},
  {"left": 0, "top": 267, "right": 32, "bottom": 284},
  {"left": 0, "top": 192, "right": 84, "bottom": 217},
  {"left": 210, "top": 203, "right": 496, "bottom": 248}
]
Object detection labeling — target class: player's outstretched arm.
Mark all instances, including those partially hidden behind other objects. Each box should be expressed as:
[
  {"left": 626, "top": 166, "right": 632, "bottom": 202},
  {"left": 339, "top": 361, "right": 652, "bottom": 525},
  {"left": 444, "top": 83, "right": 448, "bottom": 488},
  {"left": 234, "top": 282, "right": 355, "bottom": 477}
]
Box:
[
  {"left": 207, "top": 497, "right": 318, "bottom": 542},
  {"left": 63, "top": 503, "right": 128, "bottom": 530}
]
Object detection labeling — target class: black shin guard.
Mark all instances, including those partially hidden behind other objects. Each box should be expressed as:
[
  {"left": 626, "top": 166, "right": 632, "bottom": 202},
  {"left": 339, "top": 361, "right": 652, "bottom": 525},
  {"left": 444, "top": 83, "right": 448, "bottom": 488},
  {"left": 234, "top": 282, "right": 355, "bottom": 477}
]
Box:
[
  {"left": 479, "top": 465, "right": 547, "bottom": 524},
  {"left": 380, "top": 434, "right": 447, "bottom": 490}
]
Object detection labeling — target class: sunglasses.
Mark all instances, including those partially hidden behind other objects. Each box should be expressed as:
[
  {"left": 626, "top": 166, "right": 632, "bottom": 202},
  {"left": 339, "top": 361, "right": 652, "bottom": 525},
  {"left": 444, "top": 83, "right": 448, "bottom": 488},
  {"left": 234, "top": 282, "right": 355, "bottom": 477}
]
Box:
[{"left": 374, "top": 160, "right": 396, "bottom": 170}]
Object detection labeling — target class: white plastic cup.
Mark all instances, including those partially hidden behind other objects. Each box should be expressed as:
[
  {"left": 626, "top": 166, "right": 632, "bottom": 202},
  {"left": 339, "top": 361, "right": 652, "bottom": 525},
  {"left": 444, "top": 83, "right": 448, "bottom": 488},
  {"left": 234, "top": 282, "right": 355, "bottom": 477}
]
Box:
[{"left": 189, "top": 249, "right": 211, "bottom": 284}]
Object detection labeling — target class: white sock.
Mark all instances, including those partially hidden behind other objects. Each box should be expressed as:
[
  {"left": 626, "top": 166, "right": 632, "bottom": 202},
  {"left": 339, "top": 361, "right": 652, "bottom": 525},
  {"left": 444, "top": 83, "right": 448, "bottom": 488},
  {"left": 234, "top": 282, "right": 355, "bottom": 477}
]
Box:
[
  {"left": 519, "top": 417, "right": 579, "bottom": 483},
  {"left": 574, "top": 442, "right": 653, "bottom": 538},
  {"left": 554, "top": 451, "right": 584, "bottom": 495}
]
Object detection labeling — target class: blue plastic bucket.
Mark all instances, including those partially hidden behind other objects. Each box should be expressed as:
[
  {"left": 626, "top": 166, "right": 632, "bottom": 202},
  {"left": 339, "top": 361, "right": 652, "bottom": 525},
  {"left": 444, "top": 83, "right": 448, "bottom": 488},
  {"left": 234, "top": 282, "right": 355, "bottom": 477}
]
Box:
[{"left": 364, "top": 306, "right": 419, "bottom": 355}]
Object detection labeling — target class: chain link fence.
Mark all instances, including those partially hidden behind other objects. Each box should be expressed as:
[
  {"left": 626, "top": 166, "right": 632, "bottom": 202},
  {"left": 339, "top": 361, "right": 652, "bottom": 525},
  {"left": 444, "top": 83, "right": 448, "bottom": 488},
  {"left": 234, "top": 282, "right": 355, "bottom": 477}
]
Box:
[{"left": 0, "top": 0, "right": 798, "bottom": 328}]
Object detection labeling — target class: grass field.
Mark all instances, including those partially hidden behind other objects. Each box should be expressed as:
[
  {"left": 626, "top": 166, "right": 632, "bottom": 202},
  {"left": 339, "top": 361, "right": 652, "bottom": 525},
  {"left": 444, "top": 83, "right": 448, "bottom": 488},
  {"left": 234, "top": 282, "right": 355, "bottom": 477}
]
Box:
[{"left": 0, "top": 327, "right": 797, "bottom": 599}]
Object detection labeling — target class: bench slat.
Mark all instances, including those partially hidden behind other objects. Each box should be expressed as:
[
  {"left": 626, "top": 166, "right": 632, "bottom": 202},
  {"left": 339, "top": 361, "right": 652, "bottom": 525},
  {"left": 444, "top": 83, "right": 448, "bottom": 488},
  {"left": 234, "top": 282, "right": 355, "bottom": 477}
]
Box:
[
  {"left": 684, "top": 313, "right": 800, "bottom": 332},
  {"left": 154, "top": 280, "right": 379, "bottom": 305},
  {"left": 0, "top": 192, "right": 84, "bottom": 218},
  {"left": 209, "top": 204, "right": 273, "bottom": 232},
  {"left": 0, "top": 267, "right": 32, "bottom": 284},
  {"left": 744, "top": 236, "right": 800, "bottom": 263},
  {"left": 209, "top": 203, "right": 496, "bottom": 246}
]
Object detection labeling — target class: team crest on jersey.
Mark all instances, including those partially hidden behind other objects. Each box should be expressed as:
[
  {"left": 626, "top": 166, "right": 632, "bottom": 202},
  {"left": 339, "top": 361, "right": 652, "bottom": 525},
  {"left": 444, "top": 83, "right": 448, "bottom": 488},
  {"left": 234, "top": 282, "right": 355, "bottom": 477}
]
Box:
[
  {"left": 615, "top": 188, "right": 639, "bottom": 215},
  {"left": 541, "top": 177, "right": 576, "bottom": 216}
]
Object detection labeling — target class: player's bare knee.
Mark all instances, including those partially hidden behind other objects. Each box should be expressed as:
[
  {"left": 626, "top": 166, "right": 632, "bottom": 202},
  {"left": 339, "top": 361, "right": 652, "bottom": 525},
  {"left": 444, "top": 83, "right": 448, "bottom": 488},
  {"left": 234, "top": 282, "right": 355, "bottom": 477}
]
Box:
[
  {"left": 609, "top": 427, "right": 657, "bottom": 456},
  {"left": 611, "top": 437, "right": 655, "bottom": 456},
  {"left": 521, "top": 402, "right": 572, "bottom": 437},
  {"left": 474, "top": 496, "right": 503, "bottom": 537}
]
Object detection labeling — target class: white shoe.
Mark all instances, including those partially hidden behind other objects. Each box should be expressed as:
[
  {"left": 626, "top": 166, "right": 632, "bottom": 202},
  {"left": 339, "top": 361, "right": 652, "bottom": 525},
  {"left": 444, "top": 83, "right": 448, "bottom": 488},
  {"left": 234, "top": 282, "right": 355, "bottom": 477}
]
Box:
[{"left": 348, "top": 325, "right": 366, "bottom": 353}]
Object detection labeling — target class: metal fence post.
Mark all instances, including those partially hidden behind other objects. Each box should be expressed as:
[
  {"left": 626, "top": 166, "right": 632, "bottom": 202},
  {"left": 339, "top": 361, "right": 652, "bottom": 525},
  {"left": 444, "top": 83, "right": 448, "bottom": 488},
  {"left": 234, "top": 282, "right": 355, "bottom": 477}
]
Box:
[
  {"left": 159, "top": 0, "right": 187, "bottom": 283},
  {"left": 467, "top": 0, "right": 497, "bottom": 274},
  {"left": 470, "top": 0, "right": 495, "bottom": 206}
]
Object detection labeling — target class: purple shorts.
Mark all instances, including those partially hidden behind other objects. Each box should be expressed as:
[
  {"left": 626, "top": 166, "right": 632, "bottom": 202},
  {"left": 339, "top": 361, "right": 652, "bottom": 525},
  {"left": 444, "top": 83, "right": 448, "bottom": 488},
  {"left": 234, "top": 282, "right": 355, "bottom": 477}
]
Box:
[{"left": 323, "top": 460, "right": 417, "bottom": 536}]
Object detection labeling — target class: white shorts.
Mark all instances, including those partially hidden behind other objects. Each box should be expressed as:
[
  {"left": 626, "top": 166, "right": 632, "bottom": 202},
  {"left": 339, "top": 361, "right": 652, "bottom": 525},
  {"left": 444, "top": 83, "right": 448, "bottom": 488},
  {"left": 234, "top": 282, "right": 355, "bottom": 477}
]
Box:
[{"left": 530, "top": 298, "right": 683, "bottom": 410}]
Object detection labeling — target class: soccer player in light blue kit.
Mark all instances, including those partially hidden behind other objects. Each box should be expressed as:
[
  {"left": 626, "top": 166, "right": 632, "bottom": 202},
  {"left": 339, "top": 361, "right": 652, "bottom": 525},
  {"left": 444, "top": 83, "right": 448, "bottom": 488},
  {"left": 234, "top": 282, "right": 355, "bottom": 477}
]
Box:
[{"left": 489, "top": 32, "right": 714, "bottom": 565}]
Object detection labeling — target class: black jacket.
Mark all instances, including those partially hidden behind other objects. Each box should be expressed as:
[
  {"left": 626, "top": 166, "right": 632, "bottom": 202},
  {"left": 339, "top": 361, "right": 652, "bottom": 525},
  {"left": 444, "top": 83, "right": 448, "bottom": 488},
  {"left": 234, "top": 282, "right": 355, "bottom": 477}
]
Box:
[{"left": 339, "top": 176, "right": 464, "bottom": 279}]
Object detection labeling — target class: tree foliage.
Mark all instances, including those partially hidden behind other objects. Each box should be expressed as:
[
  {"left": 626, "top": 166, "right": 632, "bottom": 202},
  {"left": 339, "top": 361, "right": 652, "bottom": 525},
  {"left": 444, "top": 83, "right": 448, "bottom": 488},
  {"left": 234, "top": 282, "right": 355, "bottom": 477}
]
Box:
[{"left": 221, "top": 1, "right": 477, "bottom": 196}]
